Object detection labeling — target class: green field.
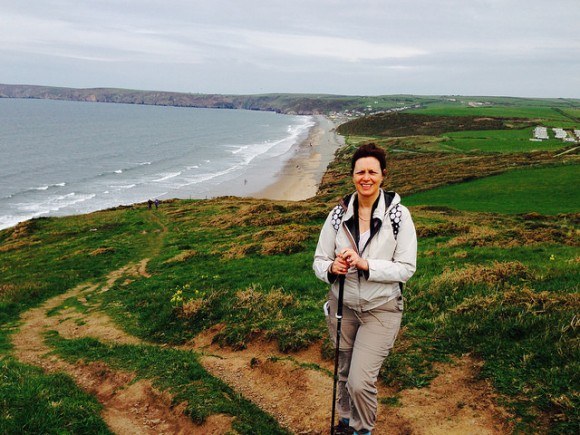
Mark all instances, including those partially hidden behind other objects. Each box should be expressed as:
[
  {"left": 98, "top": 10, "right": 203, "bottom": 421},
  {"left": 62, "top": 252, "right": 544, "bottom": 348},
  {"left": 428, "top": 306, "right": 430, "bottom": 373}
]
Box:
[
  {"left": 441, "top": 128, "right": 571, "bottom": 153},
  {"left": 562, "top": 108, "right": 580, "bottom": 120},
  {"left": 404, "top": 164, "right": 579, "bottom": 214},
  {"left": 410, "top": 104, "right": 574, "bottom": 121}
]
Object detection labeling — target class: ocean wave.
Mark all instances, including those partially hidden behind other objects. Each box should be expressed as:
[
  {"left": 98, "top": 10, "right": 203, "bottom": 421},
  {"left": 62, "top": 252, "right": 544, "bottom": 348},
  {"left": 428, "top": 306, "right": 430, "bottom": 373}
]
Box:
[
  {"left": 152, "top": 172, "right": 182, "bottom": 182},
  {"left": 229, "top": 115, "right": 315, "bottom": 166},
  {"left": 2, "top": 182, "right": 68, "bottom": 201},
  {"left": 14, "top": 192, "right": 97, "bottom": 217},
  {"left": 32, "top": 182, "right": 67, "bottom": 191},
  {"left": 113, "top": 184, "right": 137, "bottom": 190},
  {"left": 0, "top": 214, "right": 25, "bottom": 231},
  {"left": 98, "top": 161, "right": 153, "bottom": 177},
  {"left": 230, "top": 145, "right": 249, "bottom": 155},
  {"left": 178, "top": 163, "right": 247, "bottom": 188}
]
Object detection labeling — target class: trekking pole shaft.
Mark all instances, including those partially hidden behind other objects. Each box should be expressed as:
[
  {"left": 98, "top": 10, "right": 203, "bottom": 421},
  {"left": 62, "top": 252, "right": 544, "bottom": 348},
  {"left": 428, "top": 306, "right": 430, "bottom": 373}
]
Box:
[{"left": 330, "top": 275, "right": 346, "bottom": 434}]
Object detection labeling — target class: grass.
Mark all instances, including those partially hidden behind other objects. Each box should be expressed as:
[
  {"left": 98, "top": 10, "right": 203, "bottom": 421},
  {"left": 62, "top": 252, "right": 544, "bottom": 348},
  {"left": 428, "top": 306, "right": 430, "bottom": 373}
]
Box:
[
  {"left": 0, "top": 209, "right": 159, "bottom": 326},
  {"left": 394, "top": 211, "right": 579, "bottom": 432},
  {"left": 97, "top": 200, "right": 329, "bottom": 350},
  {"left": 442, "top": 128, "right": 570, "bottom": 153},
  {"left": 404, "top": 164, "right": 580, "bottom": 214},
  {"left": 409, "top": 104, "right": 575, "bottom": 121},
  {"left": 0, "top": 204, "right": 297, "bottom": 433},
  {"left": 443, "top": 284, "right": 579, "bottom": 428},
  {"left": 2, "top": 205, "right": 578, "bottom": 433},
  {"left": 0, "top": 358, "right": 111, "bottom": 434}
]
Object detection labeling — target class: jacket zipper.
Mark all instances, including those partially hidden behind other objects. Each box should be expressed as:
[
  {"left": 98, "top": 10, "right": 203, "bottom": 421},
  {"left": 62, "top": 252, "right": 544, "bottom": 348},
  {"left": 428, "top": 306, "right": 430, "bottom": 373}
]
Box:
[{"left": 342, "top": 222, "right": 362, "bottom": 311}]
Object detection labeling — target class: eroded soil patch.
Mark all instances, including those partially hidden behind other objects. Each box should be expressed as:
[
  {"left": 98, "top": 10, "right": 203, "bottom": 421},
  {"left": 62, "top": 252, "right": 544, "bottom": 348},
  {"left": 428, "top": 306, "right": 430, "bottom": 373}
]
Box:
[{"left": 191, "top": 326, "right": 512, "bottom": 434}]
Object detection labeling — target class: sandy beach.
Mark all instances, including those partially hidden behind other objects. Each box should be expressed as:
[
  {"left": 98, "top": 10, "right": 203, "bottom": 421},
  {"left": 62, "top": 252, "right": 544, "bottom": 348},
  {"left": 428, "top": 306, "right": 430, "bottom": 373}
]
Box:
[
  {"left": 203, "top": 115, "right": 344, "bottom": 201},
  {"left": 253, "top": 115, "right": 344, "bottom": 201}
]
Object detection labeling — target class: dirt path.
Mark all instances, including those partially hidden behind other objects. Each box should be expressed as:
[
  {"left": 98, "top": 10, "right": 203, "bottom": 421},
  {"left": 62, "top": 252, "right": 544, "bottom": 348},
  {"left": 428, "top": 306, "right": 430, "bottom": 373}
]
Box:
[
  {"left": 11, "top": 264, "right": 229, "bottom": 434},
  {"left": 192, "top": 326, "right": 513, "bottom": 434}
]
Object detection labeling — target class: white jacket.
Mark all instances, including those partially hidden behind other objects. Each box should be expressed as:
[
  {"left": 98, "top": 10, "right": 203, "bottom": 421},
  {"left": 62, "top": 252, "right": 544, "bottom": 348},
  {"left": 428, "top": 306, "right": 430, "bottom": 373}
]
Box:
[{"left": 313, "top": 190, "right": 417, "bottom": 312}]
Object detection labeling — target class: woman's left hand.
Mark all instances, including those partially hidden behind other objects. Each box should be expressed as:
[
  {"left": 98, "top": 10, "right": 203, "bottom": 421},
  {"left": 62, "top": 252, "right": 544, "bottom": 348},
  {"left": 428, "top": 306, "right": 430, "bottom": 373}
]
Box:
[{"left": 339, "top": 248, "right": 369, "bottom": 271}]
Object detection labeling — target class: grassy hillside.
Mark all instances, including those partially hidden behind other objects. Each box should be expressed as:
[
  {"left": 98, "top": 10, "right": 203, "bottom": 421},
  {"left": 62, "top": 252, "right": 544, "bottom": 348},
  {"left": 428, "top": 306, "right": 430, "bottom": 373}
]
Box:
[
  {"left": 405, "top": 165, "right": 579, "bottom": 214},
  {"left": 337, "top": 112, "right": 513, "bottom": 137},
  {"left": 1, "top": 103, "right": 579, "bottom": 433}
]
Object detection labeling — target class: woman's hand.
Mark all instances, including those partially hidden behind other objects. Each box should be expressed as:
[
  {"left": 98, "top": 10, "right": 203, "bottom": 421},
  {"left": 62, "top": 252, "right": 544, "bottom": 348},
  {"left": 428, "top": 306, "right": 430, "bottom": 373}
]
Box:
[
  {"left": 331, "top": 255, "right": 350, "bottom": 275},
  {"left": 338, "top": 248, "right": 369, "bottom": 271}
]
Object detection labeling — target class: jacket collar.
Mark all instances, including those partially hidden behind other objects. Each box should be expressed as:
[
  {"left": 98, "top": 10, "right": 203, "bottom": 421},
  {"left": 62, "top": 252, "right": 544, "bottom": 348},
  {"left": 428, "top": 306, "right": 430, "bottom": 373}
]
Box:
[{"left": 343, "top": 189, "right": 399, "bottom": 222}]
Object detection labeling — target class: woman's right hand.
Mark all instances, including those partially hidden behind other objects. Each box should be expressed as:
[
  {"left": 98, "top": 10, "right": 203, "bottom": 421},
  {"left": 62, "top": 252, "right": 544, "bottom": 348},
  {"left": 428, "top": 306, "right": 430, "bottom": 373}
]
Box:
[{"left": 331, "top": 256, "right": 350, "bottom": 275}]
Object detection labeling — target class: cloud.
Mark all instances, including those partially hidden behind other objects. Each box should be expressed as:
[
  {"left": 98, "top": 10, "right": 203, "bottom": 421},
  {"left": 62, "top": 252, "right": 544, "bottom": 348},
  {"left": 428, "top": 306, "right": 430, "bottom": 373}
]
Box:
[
  {"left": 0, "top": 11, "right": 204, "bottom": 64},
  {"left": 235, "top": 30, "right": 427, "bottom": 62},
  {"left": 0, "top": 0, "right": 578, "bottom": 97}
]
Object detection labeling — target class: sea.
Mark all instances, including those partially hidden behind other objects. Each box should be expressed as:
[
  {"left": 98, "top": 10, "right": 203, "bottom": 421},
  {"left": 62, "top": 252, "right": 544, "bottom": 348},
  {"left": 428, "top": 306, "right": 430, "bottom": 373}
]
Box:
[{"left": 0, "top": 98, "right": 315, "bottom": 230}]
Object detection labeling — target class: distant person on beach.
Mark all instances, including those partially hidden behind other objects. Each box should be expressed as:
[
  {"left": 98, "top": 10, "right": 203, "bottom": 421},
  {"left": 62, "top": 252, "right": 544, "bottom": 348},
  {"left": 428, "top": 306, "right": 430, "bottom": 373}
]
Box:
[
  {"left": 154, "top": 199, "right": 159, "bottom": 209},
  {"left": 313, "top": 143, "right": 417, "bottom": 435},
  {"left": 148, "top": 199, "right": 153, "bottom": 209}
]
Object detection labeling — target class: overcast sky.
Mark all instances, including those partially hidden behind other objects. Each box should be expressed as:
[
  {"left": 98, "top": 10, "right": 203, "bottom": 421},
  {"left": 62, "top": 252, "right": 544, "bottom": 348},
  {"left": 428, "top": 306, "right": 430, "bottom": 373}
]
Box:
[{"left": 1, "top": 0, "right": 579, "bottom": 98}]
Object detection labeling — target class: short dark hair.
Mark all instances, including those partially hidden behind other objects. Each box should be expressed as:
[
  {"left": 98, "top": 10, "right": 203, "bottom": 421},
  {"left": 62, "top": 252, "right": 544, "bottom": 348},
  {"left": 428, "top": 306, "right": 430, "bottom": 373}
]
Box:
[{"left": 350, "top": 143, "right": 387, "bottom": 174}]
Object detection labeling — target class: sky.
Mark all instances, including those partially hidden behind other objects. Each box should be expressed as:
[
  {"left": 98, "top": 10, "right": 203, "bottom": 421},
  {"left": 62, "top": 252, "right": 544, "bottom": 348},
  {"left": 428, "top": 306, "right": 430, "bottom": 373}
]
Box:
[{"left": 1, "top": 0, "right": 579, "bottom": 98}]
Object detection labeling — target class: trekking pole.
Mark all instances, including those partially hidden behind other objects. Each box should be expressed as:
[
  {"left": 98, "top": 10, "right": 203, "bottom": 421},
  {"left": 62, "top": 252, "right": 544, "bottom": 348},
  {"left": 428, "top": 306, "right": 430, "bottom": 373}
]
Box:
[{"left": 330, "top": 274, "right": 345, "bottom": 435}]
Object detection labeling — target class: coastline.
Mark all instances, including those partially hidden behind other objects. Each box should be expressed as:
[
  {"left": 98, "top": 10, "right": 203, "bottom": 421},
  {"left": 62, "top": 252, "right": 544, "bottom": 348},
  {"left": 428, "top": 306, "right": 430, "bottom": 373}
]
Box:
[
  {"left": 252, "top": 115, "right": 343, "bottom": 201},
  {"left": 253, "top": 115, "right": 344, "bottom": 201},
  {"left": 201, "top": 115, "right": 344, "bottom": 202}
]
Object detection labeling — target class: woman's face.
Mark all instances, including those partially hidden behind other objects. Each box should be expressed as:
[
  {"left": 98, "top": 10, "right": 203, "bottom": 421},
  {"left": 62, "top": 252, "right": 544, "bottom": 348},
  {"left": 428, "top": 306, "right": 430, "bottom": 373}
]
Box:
[{"left": 352, "top": 156, "right": 384, "bottom": 199}]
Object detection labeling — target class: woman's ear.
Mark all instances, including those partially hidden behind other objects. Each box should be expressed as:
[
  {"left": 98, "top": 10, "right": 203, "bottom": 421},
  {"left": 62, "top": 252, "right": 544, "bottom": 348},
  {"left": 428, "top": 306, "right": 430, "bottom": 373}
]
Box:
[{"left": 382, "top": 169, "right": 387, "bottom": 177}]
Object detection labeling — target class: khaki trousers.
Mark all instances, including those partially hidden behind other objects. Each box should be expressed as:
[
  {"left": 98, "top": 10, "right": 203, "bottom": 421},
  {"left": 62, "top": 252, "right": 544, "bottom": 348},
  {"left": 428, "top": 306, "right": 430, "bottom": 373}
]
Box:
[{"left": 327, "top": 293, "right": 403, "bottom": 432}]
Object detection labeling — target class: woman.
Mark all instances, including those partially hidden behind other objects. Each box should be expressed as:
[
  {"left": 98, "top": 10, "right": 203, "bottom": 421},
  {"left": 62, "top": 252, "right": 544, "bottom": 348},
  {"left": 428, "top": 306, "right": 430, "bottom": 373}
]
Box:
[{"left": 313, "top": 143, "right": 417, "bottom": 435}]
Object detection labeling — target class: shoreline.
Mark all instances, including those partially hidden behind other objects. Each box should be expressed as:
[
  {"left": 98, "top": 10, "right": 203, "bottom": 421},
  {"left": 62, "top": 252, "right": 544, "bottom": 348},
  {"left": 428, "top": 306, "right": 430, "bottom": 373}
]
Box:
[
  {"left": 253, "top": 115, "right": 344, "bottom": 201},
  {"left": 204, "top": 115, "right": 343, "bottom": 201}
]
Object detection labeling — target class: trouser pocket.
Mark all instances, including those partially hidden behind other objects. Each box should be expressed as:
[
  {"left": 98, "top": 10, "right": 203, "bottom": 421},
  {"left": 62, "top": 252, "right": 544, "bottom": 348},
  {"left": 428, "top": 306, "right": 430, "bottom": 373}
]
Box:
[
  {"left": 396, "top": 295, "right": 404, "bottom": 312},
  {"left": 373, "top": 297, "right": 402, "bottom": 313}
]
